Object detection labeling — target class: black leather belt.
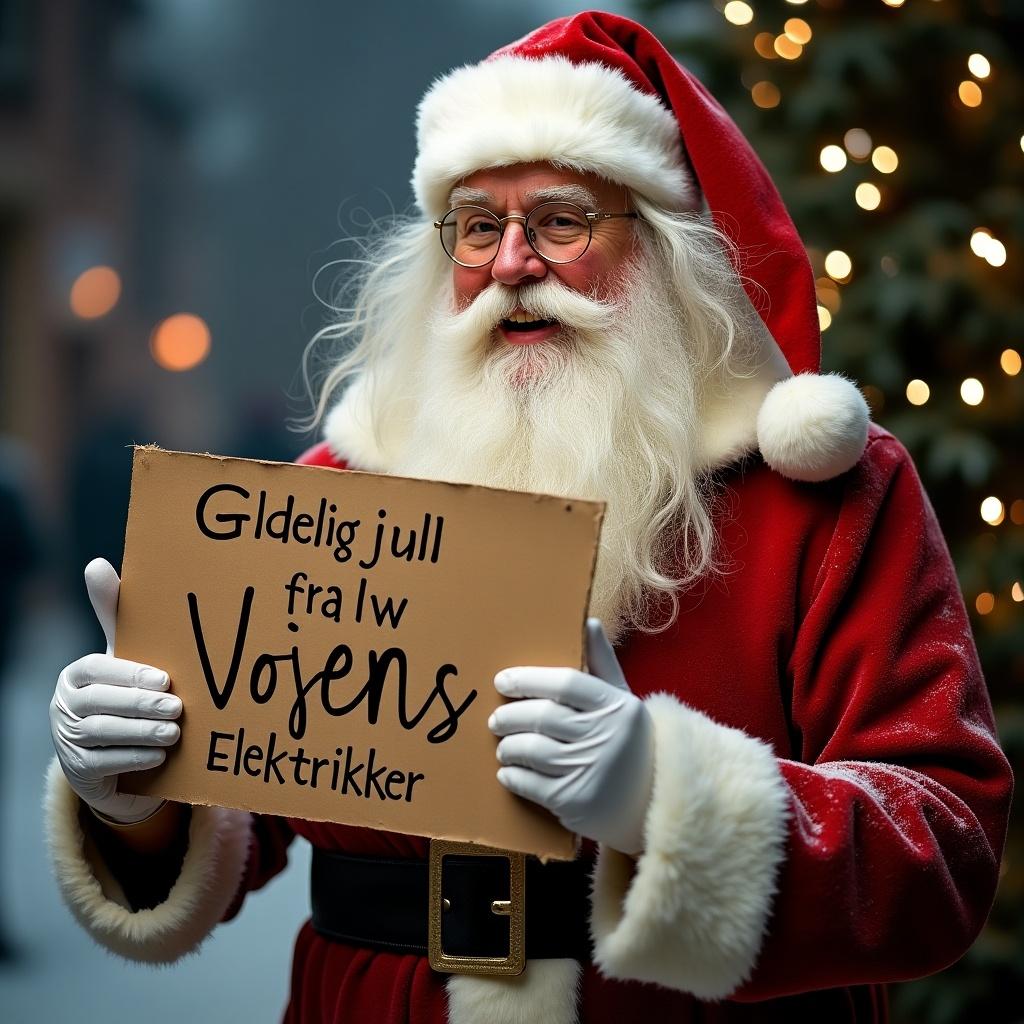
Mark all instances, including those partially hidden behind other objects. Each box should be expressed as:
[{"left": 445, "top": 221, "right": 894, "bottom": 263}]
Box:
[{"left": 310, "top": 842, "right": 591, "bottom": 975}]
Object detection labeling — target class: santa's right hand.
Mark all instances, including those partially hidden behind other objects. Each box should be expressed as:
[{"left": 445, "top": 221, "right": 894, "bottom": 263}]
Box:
[{"left": 49, "top": 558, "right": 182, "bottom": 824}]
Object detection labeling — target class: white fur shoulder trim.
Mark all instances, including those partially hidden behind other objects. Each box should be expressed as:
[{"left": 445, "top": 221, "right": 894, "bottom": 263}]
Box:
[
  {"left": 590, "top": 694, "right": 789, "bottom": 999},
  {"left": 446, "top": 958, "right": 580, "bottom": 1024},
  {"left": 44, "top": 759, "right": 252, "bottom": 963}
]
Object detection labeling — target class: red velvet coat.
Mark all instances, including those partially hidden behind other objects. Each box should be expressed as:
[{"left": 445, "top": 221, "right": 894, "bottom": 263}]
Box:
[{"left": 220, "top": 427, "right": 1011, "bottom": 1023}]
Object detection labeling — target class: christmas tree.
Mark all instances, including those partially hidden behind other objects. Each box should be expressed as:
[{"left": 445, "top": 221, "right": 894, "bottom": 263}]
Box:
[{"left": 638, "top": 0, "right": 1023, "bottom": 1019}]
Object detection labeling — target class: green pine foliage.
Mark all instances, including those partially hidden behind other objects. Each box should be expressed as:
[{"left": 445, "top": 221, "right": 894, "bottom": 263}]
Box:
[{"left": 638, "top": 1, "right": 1023, "bottom": 1019}]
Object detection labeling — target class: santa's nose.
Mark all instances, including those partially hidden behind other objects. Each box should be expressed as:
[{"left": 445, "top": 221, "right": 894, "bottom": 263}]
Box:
[{"left": 491, "top": 221, "right": 548, "bottom": 287}]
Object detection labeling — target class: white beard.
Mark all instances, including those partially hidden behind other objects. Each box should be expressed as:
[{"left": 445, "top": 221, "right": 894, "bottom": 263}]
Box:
[{"left": 389, "top": 257, "right": 713, "bottom": 641}]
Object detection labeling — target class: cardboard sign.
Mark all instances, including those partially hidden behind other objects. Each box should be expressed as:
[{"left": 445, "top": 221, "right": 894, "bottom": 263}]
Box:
[{"left": 117, "top": 447, "right": 603, "bottom": 860}]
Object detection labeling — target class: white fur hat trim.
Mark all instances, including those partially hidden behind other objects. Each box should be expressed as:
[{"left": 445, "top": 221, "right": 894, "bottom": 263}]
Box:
[{"left": 413, "top": 56, "right": 693, "bottom": 216}]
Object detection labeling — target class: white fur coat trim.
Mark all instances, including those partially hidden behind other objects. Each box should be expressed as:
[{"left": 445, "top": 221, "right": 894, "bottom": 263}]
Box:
[
  {"left": 447, "top": 959, "right": 581, "bottom": 1024},
  {"left": 413, "top": 56, "right": 693, "bottom": 217},
  {"left": 590, "top": 694, "right": 790, "bottom": 999},
  {"left": 44, "top": 759, "right": 252, "bottom": 963}
]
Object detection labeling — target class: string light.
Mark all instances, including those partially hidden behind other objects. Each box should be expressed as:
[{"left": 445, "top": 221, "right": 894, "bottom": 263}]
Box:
[
  {"left": 784, "top": 18, "right": 812, "bottom": 44},
  {"left": 882, "top": 0, "right": 906, "bottom": 6},
  {"left": 906, "top": 379, "right": 930, "bottom": 405},
  {"left": 754, "top": 33, "right": 778, "bottom": 59},
  {"left": 820, "top": 145, "right": 847, "bottom": 172},
  {"left": 70, "top": 266, "right": 121, "bottom": 319},
  {"left": 967, "top": 53, "right": 991, "bottom": 79},
  {"left": 1012, "top": 500, "right": 1024, "bottom": 526},
  {"left": 855, "top": 183, "right": 881, "bottom": 210},
  {"left": 959, "top": 81, "right": 983, "bottom": 107},
  {"left": 871, "top": 146, "right": 899, "bottom": 173},
  {"left": 723, "top": 1, "right": 754, "bottom": 26},
  {"left": 975, "top": 592, "right": 995, "bottom": 615},
  {"left": 1012, "top": 582, "right": 1024, "bottom": 603},
  {"left": 880, "top": 255, "right": 899, "bottom": 277},
  {"left": 151, "top": 313, "right": 211, "bottom": 372},
  {"left": 751, "top": 81, "right": 781, "bottom": 108},
  {"left": 817, "top": 305, "right": 832, "bottom": 330},
  {"left": 844, "top": 129, "right": 872, "bottom": 160},
  {"left": 980, "top": 496, "right": 1005, "bottom": 526},
  {"left": 960, "top": 378, "right": 984, "bottom": 405},
  {"left": 1001, "top": 349, "right": 1022, "bottom": 376},
  {"left": 825, "top": 250, "right": 853, "bottom": 281},
  {"left": 774, "top": 35, "right": 803, "bottom": 60}
]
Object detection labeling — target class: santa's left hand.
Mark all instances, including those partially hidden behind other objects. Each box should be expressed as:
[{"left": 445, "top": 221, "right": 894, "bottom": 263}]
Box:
[{"left": 489, "top": 618, "right": 654, "bottom": 855}]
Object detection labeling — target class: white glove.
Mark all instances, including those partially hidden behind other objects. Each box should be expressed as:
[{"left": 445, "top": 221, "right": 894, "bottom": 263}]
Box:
[
  {"left": 49, "top": 558, "right": 181, "bottom": 824},
  {"left": 489, "top": 618, "right": 654, "bottom": 855}
]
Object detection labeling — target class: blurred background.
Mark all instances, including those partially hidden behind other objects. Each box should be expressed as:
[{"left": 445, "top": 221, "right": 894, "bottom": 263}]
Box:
[{"left": 0, "top": 0, "right": 1020, "bottom": 1021}]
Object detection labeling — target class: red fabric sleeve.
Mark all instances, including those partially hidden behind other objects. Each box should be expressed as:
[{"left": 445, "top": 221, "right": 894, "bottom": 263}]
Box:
[{"left": 737, "top": 435, "right": 1012, "bottom": 998}]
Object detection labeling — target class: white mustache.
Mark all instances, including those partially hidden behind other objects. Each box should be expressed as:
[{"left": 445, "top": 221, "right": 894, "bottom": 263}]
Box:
[{"left": 440, "top": 280, "right": 620, "bottom": 341}]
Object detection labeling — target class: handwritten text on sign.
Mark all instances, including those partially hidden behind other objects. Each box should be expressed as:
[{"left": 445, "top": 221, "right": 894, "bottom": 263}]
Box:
[{"left": 117, "top": 448, "right": 603, "bottom": 859}]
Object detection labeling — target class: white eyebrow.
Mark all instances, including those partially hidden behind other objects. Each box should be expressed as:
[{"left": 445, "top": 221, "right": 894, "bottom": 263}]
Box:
[
  {"left": 448, "top": 185, "right": 493, "bottom": 207},
  {"left": 446, "top": 183, "right": 599, "bottom": 209},
  {"left": 523, "top": 184, "right": 598, "bottom": 208}
]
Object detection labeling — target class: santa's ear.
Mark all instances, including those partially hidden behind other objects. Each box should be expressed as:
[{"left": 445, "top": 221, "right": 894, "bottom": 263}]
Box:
[{"left": 756, "top": 373, "right": 870, "bottom": 483}]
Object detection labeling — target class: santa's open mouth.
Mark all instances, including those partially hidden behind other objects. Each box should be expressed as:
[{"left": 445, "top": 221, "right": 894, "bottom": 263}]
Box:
[{"left": 497, "top": 314, "right": 560, "bottom": 345}]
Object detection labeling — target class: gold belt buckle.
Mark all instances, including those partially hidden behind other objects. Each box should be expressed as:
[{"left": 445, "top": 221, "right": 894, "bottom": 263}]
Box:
[{"left": 428, "top": 839, "right": 526, "bottom": 976}]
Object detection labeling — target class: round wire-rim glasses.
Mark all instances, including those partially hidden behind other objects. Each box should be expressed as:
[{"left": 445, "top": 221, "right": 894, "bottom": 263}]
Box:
[{"left": 433, "top": 202, "right": 638, "bottom": 268}]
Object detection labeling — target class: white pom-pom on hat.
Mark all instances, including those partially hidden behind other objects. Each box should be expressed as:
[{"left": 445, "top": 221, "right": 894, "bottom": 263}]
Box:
[{"left": 756, "top": 373, "right": 870, "bottom": 483}]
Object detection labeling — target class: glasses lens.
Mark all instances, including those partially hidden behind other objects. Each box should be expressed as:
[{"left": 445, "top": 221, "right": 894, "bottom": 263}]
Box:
[
  {"left": 439, "top": 207, "right": 501, "bottom": 267},
  {"left": 525, "top": 203, "right": 592, "bottom": 263}
]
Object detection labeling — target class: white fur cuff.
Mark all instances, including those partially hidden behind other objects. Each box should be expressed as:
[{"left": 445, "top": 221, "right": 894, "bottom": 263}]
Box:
[
  {"left": 590, "top": 694, "right": 789, "bottom": 999},
  {"left": 44, "top": 758, "right": 252, "bottom": 963}
]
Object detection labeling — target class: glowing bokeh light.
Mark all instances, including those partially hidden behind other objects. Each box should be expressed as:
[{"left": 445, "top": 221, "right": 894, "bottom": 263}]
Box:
[
  {"left": 817, "top": 305, "right": 832, "bottom": 330},
  {"left": 825, "top": 250, "right": 853, "bottom": 280},
  {"left": 820, "top": 145, "right": 847, "bottom": 172},
  {"left": 959, "top": 81, "right": 982, "bottom": 107},
  {"left": 723, "top": 1, "right": 754, "bottom": 26},
  {"left": 985, "top": 239, "right": 1007, "bottom": 267},
  {"left": 960, "top": 378, "right": 984, "bottom": 405},
  {"left": 967, "top": 53, "right": 991, "bottom": 79},
  {"left": 752, "top": 81, "right": 781, "bottom": 108},
  {"left": 754, "top": 33, "right": 778, "bottom": 59},
  {"left": 906, "top": 379, "right": 930, "bottom": 406},
  {"left": 1000, "top": 349, "right": 1022, "bottom": 376},
  {"left": 150, "top": 313, "right": 212, "bottom": 372},
  {"left": 784, "top": 18, "right": 812, "bottom": 44},
  {"left": 980, "top": 496, "right": 1005, "bottom": 526},
  {"left": 970, "top": 228, "right": 993, "bottom": 257},
  {"left": 1011, "top": 499, "right": 1024, "bottom": 525},
  {"left": 774, "top": 35, "right": 803, "bottom": 60},
  {"left": 844, "top": 128, "right": 872, "bottom": 159},
  {"left": 871, "top": 146, "right": 899, "bottom": 173},
  {"left": 855, "top": 183, "right": 881, "bottom": 210},
  {"left": 975, "top": 592, "right": 995, "bottom": 615},
  {"left": 70, "top": 266, "right": 121, "bottom": 320},
  {"left": 1012, "top": 582, "right": 1023, "bottom": 603}
]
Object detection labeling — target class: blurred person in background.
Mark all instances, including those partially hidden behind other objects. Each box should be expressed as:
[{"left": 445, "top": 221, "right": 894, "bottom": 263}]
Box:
[{"left": 43, "top": 12, "right": 1012, "bottom": 1024}]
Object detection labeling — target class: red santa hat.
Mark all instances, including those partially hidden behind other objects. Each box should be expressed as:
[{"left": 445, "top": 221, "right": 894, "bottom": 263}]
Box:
[{"left": 410, "top": 11, "right": 869, "bottom": 483}]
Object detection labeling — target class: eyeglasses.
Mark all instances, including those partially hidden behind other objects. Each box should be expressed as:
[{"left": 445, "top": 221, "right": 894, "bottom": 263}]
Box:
[{"left": 433, "top": 202, "right": 638, "bottom": 268}]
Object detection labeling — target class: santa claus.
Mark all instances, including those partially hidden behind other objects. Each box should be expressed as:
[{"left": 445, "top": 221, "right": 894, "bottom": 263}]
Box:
[{"left": 46, "top": 12, "right": 1011, "bottom": 1024}]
